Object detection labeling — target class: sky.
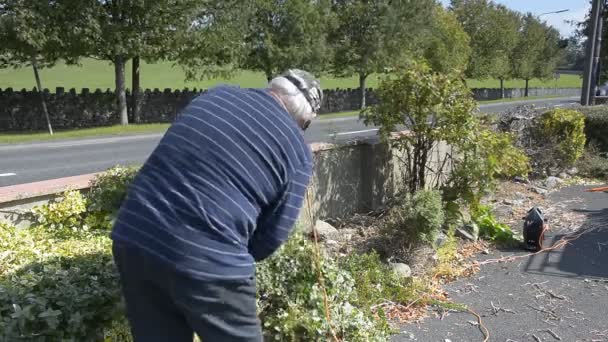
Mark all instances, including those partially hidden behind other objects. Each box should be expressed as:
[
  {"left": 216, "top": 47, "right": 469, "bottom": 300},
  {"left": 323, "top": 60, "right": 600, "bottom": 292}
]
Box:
[{"left": 438, "top": 0, "right": 590, "bottom": 38}]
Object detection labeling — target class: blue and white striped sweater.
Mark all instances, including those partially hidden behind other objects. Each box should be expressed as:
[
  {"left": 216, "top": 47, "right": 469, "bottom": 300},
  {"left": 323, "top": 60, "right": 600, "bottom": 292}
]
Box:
[{"left": 111, "top": 86, "right": 313, "bottom": 280}]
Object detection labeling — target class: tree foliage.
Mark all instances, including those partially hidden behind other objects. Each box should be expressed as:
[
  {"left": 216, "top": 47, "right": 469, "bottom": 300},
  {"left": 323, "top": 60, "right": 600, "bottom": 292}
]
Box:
[
  {"left": 487, "top": 5, "right": 520, "bottom": 88},
  {"left": 363, "top": 61, "right": 529, "bottom": 211},
  {"left": 0, "top": 0, "right": 75, "bottom": 134},
  {"left": 363, "top": 61, "right": 477, "bottom": 193},
  {"left": 450, "top": 0, "right": 521, "bottom": 89},
  {"left": 511, "top": 14, "right": 560, "bottom": 95},
  {"left": 240, "top": 0, "right": 332, "bottom": 82},
  {"left": 329, "top": 0, "right": 435, "bottom": 107},
  {"left": 53, "top": 0, "right": 239, "bottom": 125},
  {"left": 422, "top": 4, "right": 471, "bottom": 74}
]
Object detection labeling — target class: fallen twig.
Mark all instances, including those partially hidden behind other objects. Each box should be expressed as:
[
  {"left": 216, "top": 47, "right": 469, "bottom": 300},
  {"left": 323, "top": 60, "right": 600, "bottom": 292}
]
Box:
[
  {"left": 544, "top": 329, "right": 562, "bottom": 341},
  {"left": 546, "top": 290, "right": 566, "bottom": 300},
  {"left": 490, "top": 301, "right": 516, "bottom": 315},
  {"left": 526, "top": 304, "right": 558, "bottom": 319},
  {"left": 532, "top": 333, "right": 542, "bottom": 342},
  {"left": 542, "top": 318, "right": 558, "bottom": 327},
  {"left": 467, "top": 308, "right": 489, "bottom": 342}
]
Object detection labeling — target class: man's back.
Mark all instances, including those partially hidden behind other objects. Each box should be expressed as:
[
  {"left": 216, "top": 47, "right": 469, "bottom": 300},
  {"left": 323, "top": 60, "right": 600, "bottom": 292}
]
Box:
[{"left": 111, "top": 85, "right": 313, "bottom": 280}]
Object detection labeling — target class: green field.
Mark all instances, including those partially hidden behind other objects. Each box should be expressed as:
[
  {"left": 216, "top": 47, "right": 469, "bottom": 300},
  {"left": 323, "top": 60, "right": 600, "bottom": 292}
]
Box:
[{"left": 0, "top": 58, "right": 582, "bottom": 91}]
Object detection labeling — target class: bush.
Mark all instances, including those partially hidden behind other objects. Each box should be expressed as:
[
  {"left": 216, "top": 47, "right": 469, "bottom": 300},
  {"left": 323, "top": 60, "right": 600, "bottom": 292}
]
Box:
[
  {"left": 538, "top": 108, "right": 586, "bottom": 168},
  {"left": 577, "top": 105, "right": 608, "bottom": 152},
  {"left": 87, "top": 166, "right": 139, "bottom": 214},
  {"left": 443, "top": 128, "right": 530, "bottom": 209},
  {"left": 383, "top": 190, "right": 445, "bottom": 247},
  {"left": 31, "top": 190, "right": 89, "bottom": 236},
  {"left": 257, "top": 234, "right": 390, "bottom": 341},
  {"left": 1, "top": 223, "right": 391, "bottom": 341},
  {"left": 472, "top": 205, "right": 515, "bottom": 243},
  {"left": 341, "top": 252, "right": 422, "bottom": 309},
  {"left": 86, "top": 166, "right": 139, "bottom": 230},
  {"left": 363, "top": 61, "right": 477, "bottom": 193},
  {"left": 576, "top": 149, "right": 608, "bottom": 179},
  {"left": 0, "top": 224, "right": 123, "bottom": 341}
]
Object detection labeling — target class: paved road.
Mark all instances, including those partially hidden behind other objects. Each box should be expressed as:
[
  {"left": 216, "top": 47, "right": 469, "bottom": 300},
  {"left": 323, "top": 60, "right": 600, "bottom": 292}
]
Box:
[
  {"left": 0, "top": 97, "right": 579, "bottom": 186},
  {"left": 393, "top": 185, "right": 608, "bottom": 342}
]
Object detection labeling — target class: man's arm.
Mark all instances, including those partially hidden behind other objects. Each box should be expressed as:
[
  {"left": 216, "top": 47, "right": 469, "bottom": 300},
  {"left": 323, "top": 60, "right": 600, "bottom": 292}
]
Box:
[{"left": 248, "top": 165, "right": 312, "bottom": 261}]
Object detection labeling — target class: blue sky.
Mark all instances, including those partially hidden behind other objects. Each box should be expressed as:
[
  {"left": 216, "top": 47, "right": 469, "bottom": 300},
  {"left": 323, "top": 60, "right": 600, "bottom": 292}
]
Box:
[{"left": 438, "top": 0, "right": 589, "bottom": 37}]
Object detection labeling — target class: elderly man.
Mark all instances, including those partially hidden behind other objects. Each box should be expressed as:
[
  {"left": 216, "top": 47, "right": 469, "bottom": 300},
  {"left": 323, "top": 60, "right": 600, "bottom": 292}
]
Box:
[{"left": 111, "top": 69, "right": 322, "bottom": 341}]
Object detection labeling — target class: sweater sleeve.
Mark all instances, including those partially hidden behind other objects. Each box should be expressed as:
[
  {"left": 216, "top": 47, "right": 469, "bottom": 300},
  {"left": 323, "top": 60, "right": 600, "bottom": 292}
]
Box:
[{"left": 248, "top": 164, "right": 312, "bottom": 261}]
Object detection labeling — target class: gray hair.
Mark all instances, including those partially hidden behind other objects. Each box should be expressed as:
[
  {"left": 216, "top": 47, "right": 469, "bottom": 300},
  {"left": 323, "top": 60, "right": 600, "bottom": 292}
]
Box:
[{"left": 268, "top": 76, "right": 316, "bottom": 122}]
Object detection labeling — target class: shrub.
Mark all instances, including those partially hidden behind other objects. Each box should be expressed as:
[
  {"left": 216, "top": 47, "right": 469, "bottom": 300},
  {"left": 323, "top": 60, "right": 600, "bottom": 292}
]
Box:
[
  {"left": 538, "top": 108, "right": 586, "bottom": 168},
  {"left": 257, "top": 234, "right": 390, "bottom": 341},
  {"left": 577, "top": 105, "right": 608, "bottom": 151},
  {"left": 1, "top": 225, "right": 391, "bottom": 341},
  {"left": 472, "top": 205, "right": 516, "bottom": 243},
  {"left": 363, "top": 61, "right": 477, "bottom": 193},
  {"left": 576, "top": 149, "right": 608, "bottom": 179},
  {"left": 383, "top": 190, "right": 445, "bottom": 247},
  {"left": 443, "top": 128, "right": 530, "bottom": 209},
  {"left": 86, "top": 166, "right": 139, "bottom": 230},
  {"left": 341, "top": 252, "right": 422, "bottom": 309},
  {"left": 31, "top": 190, "right": 89, "bottom": 236},
  {"left": 88, "top": 166, "right": 139, "bottom": 214},
  {"left": 0, "top": 224, "right": 123, "bottom": 341}
]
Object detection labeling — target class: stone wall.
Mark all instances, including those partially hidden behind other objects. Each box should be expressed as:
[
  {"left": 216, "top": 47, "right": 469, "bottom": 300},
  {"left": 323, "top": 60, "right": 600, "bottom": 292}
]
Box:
[
  {"left": 0, "top": 86, "right": 581, "bottom": 132},
  {"left": 1, "top": 137, "right": 450, "bottom": 229}
]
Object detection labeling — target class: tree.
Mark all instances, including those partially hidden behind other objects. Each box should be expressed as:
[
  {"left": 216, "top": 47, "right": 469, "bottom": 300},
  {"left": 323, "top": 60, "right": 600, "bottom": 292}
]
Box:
[
  {"left": 421, "top": 4, "right": 471, "bottom": 74},
  {"left": 512, "top": 14, "right": 554, "bottom": 97},
  {"left": 561, "top": 36, "right": 585, "bottom": 70},
  {"left": 239, "top": 0, "right": 332, "bottom": 83},
  {"left": 60, "top": 0, "right": 215, "bottom": 126},
  {"left": 450, "top": 0, "right": 520, "bottom": 96},
  {"left": 535, "top": 25, "right": 563, "bottom": 84},
  {"left": 488, "top": 5, "right": 520, "bottom": 98},
  {"left": 134, "top": 1, "right": 249, "bottom": 123},
  {"left": 363, "top": 61, "right": 477, "bottom": 193},
  {"left": 329, "top": 0, "right": 435, "bottom": 108},
  {"left": 175, "top": 1, "right": 253, "bottom": 82},
  {"left": 450, "top": 0, "right": 496, "bottom": 80},
  {"left": 0, "top": 0, "right": 75, "bottom": 134}
]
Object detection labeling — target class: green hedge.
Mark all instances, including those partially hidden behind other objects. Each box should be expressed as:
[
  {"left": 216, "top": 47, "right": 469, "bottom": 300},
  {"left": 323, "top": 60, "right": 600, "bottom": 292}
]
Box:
[
  {"left": 578, "top": 105, "right": 608, "bottom": 151},
  {"left": 1, "top": 166, "right": 414, "bottom": 341}
]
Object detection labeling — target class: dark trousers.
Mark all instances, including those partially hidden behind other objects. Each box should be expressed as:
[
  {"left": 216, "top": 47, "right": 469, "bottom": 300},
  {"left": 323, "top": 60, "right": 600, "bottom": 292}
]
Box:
[{"left": 112, "top": 242, "right": 263, "bottom": 342}]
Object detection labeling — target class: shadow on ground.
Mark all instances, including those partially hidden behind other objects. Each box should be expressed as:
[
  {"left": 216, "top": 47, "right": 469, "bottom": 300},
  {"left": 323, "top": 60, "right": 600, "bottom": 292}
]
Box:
[{"left": 524, "top": 186, "right": 608, "bottom": 280}]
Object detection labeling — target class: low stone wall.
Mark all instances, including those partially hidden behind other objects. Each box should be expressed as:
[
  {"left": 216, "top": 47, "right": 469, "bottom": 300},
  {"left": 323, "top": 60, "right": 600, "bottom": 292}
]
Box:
[
  {"left": 1, "top": 137, "right": 451, "bottom": 229},
  {"left": 0, "top": 86, "right": 581, "bottom": 132}
]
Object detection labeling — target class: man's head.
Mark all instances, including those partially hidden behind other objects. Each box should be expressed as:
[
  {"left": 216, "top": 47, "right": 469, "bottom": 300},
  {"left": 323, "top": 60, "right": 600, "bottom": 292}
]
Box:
[{"left": 268, "top": 69, "right": 323, "bottom": 131}]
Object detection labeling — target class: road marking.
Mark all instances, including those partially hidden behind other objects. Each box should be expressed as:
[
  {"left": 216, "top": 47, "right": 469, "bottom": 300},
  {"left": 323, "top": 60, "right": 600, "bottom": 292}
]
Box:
[
  {"left": 0, "top": 173, "right": 16, "bottom": 177},
  {"left": 330, "top": 129, "right": 378, "bottom": 136}
]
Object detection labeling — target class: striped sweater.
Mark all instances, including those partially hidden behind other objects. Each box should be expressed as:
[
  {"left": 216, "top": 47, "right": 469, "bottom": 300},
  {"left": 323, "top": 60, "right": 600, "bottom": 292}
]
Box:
[{"left": 111, "top": 85, "right": 313, "bottom": 280}]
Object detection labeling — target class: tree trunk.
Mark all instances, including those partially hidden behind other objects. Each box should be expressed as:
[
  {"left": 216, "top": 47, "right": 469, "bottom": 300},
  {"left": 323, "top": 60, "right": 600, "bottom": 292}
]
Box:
[
  {"left": 500, "top": 78, "right": 505, "bottom": 99},
  {"left": 132, "top": 56, "right": 141, "bottom": 124},
  {"left": 525, "top": 79, "right": 529, "bottom": 97},
  {"left": 359, "top": 73, "right": 367, "bottom": 109},
  {"left": 114, "top": 56, "right": 128, "bottom": 125},
  {"left": 31, "top": 59, "right": 53, "bottom": 135}
]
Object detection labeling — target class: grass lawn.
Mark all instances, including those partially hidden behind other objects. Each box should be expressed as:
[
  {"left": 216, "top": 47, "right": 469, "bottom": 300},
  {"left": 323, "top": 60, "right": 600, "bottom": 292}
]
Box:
[
  {"left": 0, "top": 123, "right": 170, "bottom": 144},
  {"left": 0, "top": 58, "right": 582, "bottom": 91},
  {"left": 477, "top": 95, "right": 576, "bottom": 104}
]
